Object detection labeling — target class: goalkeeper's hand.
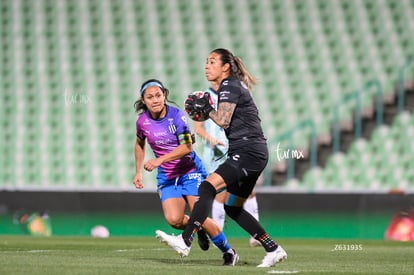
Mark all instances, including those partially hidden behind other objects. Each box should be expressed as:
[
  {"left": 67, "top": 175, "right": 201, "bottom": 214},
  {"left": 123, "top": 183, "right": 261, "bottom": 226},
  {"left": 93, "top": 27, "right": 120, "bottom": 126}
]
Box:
[{"left": 185, "top": 92, "right": 214, "bottom": 116}]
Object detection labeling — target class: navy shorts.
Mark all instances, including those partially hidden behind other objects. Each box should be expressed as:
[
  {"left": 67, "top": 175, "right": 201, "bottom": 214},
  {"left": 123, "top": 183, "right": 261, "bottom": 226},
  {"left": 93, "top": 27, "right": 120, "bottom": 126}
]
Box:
[{"left": 215, "top": 143, "right": 268, "bottom": 199}]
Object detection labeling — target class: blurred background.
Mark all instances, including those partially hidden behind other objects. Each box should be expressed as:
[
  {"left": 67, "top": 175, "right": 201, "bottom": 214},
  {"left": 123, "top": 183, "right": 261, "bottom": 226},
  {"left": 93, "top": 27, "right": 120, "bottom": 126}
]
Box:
[{"left": 0, "top": 0, "right": 414, "bottom": 239}]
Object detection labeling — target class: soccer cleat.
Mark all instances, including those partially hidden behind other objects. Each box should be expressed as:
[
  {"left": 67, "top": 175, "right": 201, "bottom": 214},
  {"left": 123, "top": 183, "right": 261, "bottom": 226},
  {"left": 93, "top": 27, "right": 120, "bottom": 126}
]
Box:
[
  {"left": 197, "top": 230, "right": 210, "bottom": 251},
  {"left": 155, "top": 230, "right": 191, "bottom": 257},
  {"left": 222, "top": 249, "right": 239, "bottom": 266},
  {"left": 249, "top": 236, "right": 262, "bottom": 247},
  {"left": 257, "top": 245, "right": 287, "bottom": 267}
]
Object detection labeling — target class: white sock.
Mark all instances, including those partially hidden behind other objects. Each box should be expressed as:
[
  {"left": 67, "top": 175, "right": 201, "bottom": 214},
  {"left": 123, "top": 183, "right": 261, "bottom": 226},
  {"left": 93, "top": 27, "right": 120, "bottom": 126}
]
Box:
[
  {"left": 243, "top": 196, "right": 259, "bottom": 221},
  {"left": 212, "top": 199, "right": 225, "bottom": 230}
]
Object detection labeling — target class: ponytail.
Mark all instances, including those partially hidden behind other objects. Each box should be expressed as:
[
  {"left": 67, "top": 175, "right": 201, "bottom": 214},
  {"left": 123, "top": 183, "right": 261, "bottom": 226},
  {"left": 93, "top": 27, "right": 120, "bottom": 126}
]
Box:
[
  {"left": 211, "top": 48, "right": 258, "bottom": 91},
  {"left": 232, "top": 55, "right": 258, "bottom": 90}
]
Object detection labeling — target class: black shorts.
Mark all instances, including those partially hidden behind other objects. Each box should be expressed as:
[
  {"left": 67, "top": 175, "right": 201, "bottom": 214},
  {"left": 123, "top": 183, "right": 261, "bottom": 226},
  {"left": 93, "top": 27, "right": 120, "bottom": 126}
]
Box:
[{"left": 215, "top": 143, "right": 268, "bottom": 198}]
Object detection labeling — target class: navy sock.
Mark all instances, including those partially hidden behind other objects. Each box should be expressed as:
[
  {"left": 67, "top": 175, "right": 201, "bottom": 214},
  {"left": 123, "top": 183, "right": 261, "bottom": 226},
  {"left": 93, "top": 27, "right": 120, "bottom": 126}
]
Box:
[
  {"left": 182, "top": 181, "right": 216, "bottom": 246},
  {"left": 224, "top": 204, "right": 277, "bottom": 252}
]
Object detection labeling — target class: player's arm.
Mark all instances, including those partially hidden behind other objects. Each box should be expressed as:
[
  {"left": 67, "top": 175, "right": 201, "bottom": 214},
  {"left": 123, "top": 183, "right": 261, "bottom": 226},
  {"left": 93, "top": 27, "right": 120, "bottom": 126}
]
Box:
[
  {"left": 133, "top": 137, "right": 146, "bottom": 188},
  {"left": 194, "top": 121, "right": 207, "bottom": 139},
  {"left": 143, "top": 134, "right": 192, "bottom": 172},
  {"left": 158, "top": 143, "right": 192, "bottom": 164},
  {"left": 135, "top": 138, "right": 145, "bottom": 171},
  {"left": 208, "top": 102, "right": 236, "bottom": 129},
  {"left": 194, "top": 121, "right": 225, "bottom": 146}
]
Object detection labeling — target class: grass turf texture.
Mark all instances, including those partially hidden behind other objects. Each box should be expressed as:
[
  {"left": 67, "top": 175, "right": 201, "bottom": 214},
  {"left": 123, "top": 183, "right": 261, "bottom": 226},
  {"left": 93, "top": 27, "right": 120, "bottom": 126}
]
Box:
[{"left": 0, "top": 236, "right": 413, "bottom": 274}]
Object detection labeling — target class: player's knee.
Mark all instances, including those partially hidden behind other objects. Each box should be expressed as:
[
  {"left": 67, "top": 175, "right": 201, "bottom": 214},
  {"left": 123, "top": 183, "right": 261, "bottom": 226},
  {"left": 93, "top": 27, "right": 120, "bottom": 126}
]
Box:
[
  {"left": 165, "top": 215, "right": 185, "bottom": 229},
  {"left": 223, "top": 204, "right": 243, "bottom": 220},
  {"left": 198, "top": 180, "right": 216, "bottom": 200}
]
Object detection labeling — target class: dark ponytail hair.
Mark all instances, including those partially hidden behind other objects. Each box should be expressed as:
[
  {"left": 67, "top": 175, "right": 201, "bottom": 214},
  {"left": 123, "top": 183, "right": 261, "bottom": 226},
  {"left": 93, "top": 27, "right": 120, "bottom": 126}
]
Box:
[
  {"left": 134, "top": 79, "right": 177, "bottom": 114},
  {"left": 211, "top": 48, "right": 258, "bottom": 90}
]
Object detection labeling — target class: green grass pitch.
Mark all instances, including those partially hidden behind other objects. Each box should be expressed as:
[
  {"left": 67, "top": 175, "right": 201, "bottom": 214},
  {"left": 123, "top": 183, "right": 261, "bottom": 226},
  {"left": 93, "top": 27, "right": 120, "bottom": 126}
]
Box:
[{"left": 0, "top": 236, "right": 413, "bottom": 274}]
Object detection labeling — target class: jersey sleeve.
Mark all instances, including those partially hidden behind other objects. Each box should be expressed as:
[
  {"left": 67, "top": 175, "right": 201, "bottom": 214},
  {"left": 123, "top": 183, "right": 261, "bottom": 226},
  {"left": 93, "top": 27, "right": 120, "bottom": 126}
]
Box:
[
  {"left": 218, "top": 83, "right": 241, "bottom": 104},
  {"left": 136, "top": 118, "right": 146, "bottom": 140},
  {"left": 174, "top": 111, "right": 193, "bottom": 145}
]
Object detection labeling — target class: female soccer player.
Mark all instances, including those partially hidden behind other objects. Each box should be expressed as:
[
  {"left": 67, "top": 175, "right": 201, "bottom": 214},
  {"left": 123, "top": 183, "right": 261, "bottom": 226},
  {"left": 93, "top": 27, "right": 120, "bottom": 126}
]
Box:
[
  {"left": 156, "top": 49, "right": 287, "bottom": 267},
  {"left": 194, "top": 82, "right": 262, "bottom": 248},
  {"left": 133, "top": 79, "right": 238, "bottom": 265}
]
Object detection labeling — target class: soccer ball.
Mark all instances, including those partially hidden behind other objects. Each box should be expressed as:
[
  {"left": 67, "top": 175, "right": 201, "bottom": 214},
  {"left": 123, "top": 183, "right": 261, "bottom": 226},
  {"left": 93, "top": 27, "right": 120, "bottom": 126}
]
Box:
[
  {"left": 184, "top": 91, "right": 214, "bottom": 122},
  {"left": 91, "top": 225, "right": 110, "bottom": 238}
]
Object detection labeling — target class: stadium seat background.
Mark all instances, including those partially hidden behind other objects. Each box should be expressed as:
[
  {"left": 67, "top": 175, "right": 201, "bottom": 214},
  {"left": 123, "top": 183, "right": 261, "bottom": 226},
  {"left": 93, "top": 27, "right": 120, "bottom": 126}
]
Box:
[{"left": 0, "top": 0, "right": 413, "bottom": 191}]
